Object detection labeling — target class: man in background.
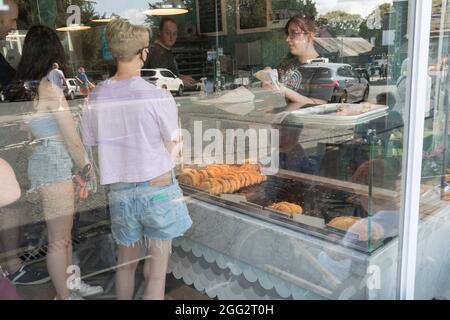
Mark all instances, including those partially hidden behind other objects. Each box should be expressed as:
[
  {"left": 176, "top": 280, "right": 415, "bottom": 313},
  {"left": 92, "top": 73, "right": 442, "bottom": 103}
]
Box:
[
  {"left": 75, "top": 66, "right": 90, "bottom": 97},
  {"left": 144, "top": 18, "right": 196, "bottom": 87},
  {"left": 47, "top": 62, "right": 67, "bottom": 90}
]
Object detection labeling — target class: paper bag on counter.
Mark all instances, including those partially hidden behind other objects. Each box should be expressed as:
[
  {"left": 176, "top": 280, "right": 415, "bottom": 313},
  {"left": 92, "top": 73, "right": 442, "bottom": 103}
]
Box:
[{"left": 255, "top": 68, "right": 282, "bottom": 91}]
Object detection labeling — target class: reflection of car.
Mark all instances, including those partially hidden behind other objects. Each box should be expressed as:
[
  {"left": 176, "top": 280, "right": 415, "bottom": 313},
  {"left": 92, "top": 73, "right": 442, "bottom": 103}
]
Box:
[
  {"left": 3, "top": 80, "right": 39, "bottom": 102},
  {"left": 0, "top": 84, "right": 5, "bottom": 103},
  {"left": 64, "top": 78, "right": 84, "bottom": 100},
  {"left": 141, "top": 68, "right": 184, "bottom": 96},
  {"left": 298, "top": 62, "right": 370, "bottom": 103}
]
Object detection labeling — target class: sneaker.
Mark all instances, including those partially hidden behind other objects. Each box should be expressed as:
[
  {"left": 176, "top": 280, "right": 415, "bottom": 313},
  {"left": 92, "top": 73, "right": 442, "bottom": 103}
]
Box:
[
  {"left": 54, "top": 292, "right": 85, "bottom": 300},
  {"left": 7, "top": 265, "right": 51, "bottom": 286},
  {"left": 71, "top": 280, "right": 103, "bottom": 298}
]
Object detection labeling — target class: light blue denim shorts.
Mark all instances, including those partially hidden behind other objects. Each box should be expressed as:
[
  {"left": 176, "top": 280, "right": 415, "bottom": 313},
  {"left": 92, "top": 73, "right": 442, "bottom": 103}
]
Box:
[
  {"left": 108, "top": 172, "right": 193, "bottom": 246},
  {"left": 28, "top": 140, "right": 74, "bottom": 192}
]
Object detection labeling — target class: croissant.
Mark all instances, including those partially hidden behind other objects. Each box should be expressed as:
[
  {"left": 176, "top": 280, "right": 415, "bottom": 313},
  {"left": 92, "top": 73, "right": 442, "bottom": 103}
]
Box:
[
  {"left": 197, "top": 170, "right": 209, "bottom": 180},
  {"left": 350, "top": 219, "right": 384, "bottom": 242},
  {"left": 216, "top": 178, "right": 232, "bottom": 194},
  {"left": 328, "top": 216, "right": 361, "bottom": 230},
  {"left": 239, "top": 163, "right": 261, "bottom": 173},
  {"left": 178, "top": 171, "right": 201, "bottom": 187},
  {"left": 206, "top": 165, "right": 224, "bottom": 178},
  {"left": 221, "top": 175, "right": 241, "bottom": 193},
  {"left": 269, "top": 202, "right": 303, "bottom": 215},
  {"left": 200, "top": 179, "right": 222, "bottom": 195},
  {"left": 444, "top": 192, "right": 450, "bottom": 201}
]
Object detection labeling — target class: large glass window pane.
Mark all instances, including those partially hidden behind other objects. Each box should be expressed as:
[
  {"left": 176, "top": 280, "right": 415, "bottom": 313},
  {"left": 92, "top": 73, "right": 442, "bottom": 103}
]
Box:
[
  {"left": 415, "top": 0, "right": 450, "bottom": 300},
  {"left": 0, "top": 0, "right": 421, "bottom": 301}
]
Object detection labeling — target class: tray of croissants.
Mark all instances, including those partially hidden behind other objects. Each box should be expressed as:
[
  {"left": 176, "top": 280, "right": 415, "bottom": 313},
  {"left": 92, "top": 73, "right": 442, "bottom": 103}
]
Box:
[
  {"left": 177, "top": 164, "right": 308, "bottom": 219},
  {"left": 178, "top": 163, "right": 267, "bottom": 196}
]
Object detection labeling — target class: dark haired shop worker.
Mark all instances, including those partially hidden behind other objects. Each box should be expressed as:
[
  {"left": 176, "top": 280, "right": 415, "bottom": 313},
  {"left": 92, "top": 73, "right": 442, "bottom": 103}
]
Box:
[{"left": 144, "top": 17, "right": 196, "bottom": 87}]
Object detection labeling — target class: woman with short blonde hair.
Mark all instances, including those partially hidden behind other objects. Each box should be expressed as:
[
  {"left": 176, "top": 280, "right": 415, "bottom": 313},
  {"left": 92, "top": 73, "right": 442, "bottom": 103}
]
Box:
[
  {"left": 106, "top": 18, "right": 151, "bottom": 62},
  {"left": 82, "top": 18, "right": 192, "bottom": 300}
]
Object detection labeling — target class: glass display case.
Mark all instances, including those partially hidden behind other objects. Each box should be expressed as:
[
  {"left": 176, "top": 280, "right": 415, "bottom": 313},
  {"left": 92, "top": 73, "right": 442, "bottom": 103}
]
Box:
[
  {"left": 2, "top": 0, "right": 450, "bottom": 301},
  {"left": 165, "top": 89, "right": 404, "bottom": 299}
]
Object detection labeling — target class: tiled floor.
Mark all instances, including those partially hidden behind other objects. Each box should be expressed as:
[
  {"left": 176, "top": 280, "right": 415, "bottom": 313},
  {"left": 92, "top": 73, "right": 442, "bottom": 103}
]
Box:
[
  {"left": 5, "top": 213, "right": 212, "bottom": 300},
  {"left": 14, "top": 260, "right": 210, "bottom": 300}
]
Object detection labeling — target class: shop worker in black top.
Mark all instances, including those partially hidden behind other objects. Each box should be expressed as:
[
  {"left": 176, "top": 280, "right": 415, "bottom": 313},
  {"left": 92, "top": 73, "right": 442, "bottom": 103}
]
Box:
[
  {"left": 263, "top": 14, "right": 330, "bottom": 107},
  {"left": 0, "top": 0, "right": 17, "bottom": 87},
  {"left": 144, "top": 17, "right": 196, "bottom": 87}
]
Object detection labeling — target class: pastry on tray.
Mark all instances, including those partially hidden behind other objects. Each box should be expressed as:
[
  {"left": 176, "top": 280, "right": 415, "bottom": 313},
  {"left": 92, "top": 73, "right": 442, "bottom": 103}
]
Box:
[
  {"left": 336, "top": 103, "right": 371, "bottom": 116},
  {"left": 328, "top": 216, "right": 361, "bottom": 230},
  {"left": 328, "top": 216, "right": 385, "bottom": 242},
  {"left": 268, "top": 202, "right": 303, "bottom": 215},
  {"left": 443, "top": 192, "right": 450, "bottom": 201},
  {"left": 179, "top": 163, "right": 267, "bottom": 195},
  {"left": 350, "top": 219, "right": 385, "bottom": 242}
]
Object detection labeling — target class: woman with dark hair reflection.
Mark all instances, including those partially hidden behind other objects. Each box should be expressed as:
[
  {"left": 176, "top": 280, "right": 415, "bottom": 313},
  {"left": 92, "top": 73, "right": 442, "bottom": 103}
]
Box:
[{"left": 15, "top": 25, "right": 102, "bottom": 300}]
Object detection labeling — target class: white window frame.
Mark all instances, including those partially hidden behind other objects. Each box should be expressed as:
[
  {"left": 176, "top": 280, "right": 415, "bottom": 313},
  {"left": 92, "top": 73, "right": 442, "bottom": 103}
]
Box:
[{"left": 397, "top": 0, "right": 432, "bottom": 300}]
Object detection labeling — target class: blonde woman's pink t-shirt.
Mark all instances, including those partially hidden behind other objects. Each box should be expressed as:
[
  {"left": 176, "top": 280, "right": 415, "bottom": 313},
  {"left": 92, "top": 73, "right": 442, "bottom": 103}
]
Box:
[{"left": 81, "top": 76, "right": 179, "bottom": 185}]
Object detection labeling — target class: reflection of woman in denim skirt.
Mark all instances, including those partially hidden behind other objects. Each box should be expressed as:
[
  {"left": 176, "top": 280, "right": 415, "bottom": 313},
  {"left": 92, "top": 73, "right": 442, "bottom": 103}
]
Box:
[
  {"left": 16, "top": 26, "right": 100, "bottom": 300},
  {"left": 81, "top": 19, "right": 192, "bottom": 300}
]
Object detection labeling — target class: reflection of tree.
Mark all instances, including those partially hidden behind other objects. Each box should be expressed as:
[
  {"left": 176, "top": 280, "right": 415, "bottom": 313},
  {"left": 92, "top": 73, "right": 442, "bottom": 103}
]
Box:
[
  {"left": 239, "top": 0, "right": 267, "bottom": 29},
  {"left": 270, "top": 0, "right": 317, "bottom": 20},
  {"left": 17, "top": 0, "right": 105, "bottom": 76},
  {"left": 317, "top": 11, "right": 363, "bottom": 37},
  {"left": 359, "top": 3, "right": 391, "bottom": 47}
]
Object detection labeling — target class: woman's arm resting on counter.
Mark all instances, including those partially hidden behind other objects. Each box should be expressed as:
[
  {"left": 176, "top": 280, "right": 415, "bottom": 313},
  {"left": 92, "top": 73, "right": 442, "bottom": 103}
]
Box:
[{"left": 282, "top": 86, "right": 327, "bottom": 106}]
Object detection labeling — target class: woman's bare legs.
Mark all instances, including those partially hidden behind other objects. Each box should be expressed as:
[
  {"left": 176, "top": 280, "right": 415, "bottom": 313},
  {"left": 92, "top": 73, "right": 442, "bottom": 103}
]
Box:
[
  {"left": 116, "top": 244, "right": 141, "bottom": 300},
  {"left": 0, "top": 205, "right": 23, "bottom": 274},
  {"left": 142, "top": 240, "right": 171, "bottom": 300},
  {"left": 40, "top": 180, "right": 75, "bottom": 300}
]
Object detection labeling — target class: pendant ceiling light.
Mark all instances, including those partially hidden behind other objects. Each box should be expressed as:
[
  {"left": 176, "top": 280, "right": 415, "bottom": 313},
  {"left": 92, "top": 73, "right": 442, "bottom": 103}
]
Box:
[
  {"left": 91, "top": 18, "right": 112, "bottom": 23},
  {"left": 56, "top": 24, "right": 91, "bottom": 32},
  {"left": 92, "top": 14, "right": 119, "bottom": 23},
  {"left": 144, "top": 1, "right": 188, "bottom": 16}
]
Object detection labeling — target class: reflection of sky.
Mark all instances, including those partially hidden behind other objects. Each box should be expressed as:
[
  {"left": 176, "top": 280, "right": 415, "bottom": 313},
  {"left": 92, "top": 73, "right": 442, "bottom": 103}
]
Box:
[
  {"left": 91, "top": 0, "right": 394, "bottom": 21},
  {"left": 315, "top": 0, "right": 393, "bottom": 18},
  {"left": 93, "top": 0, "right": 158, "bottom": 25}
]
